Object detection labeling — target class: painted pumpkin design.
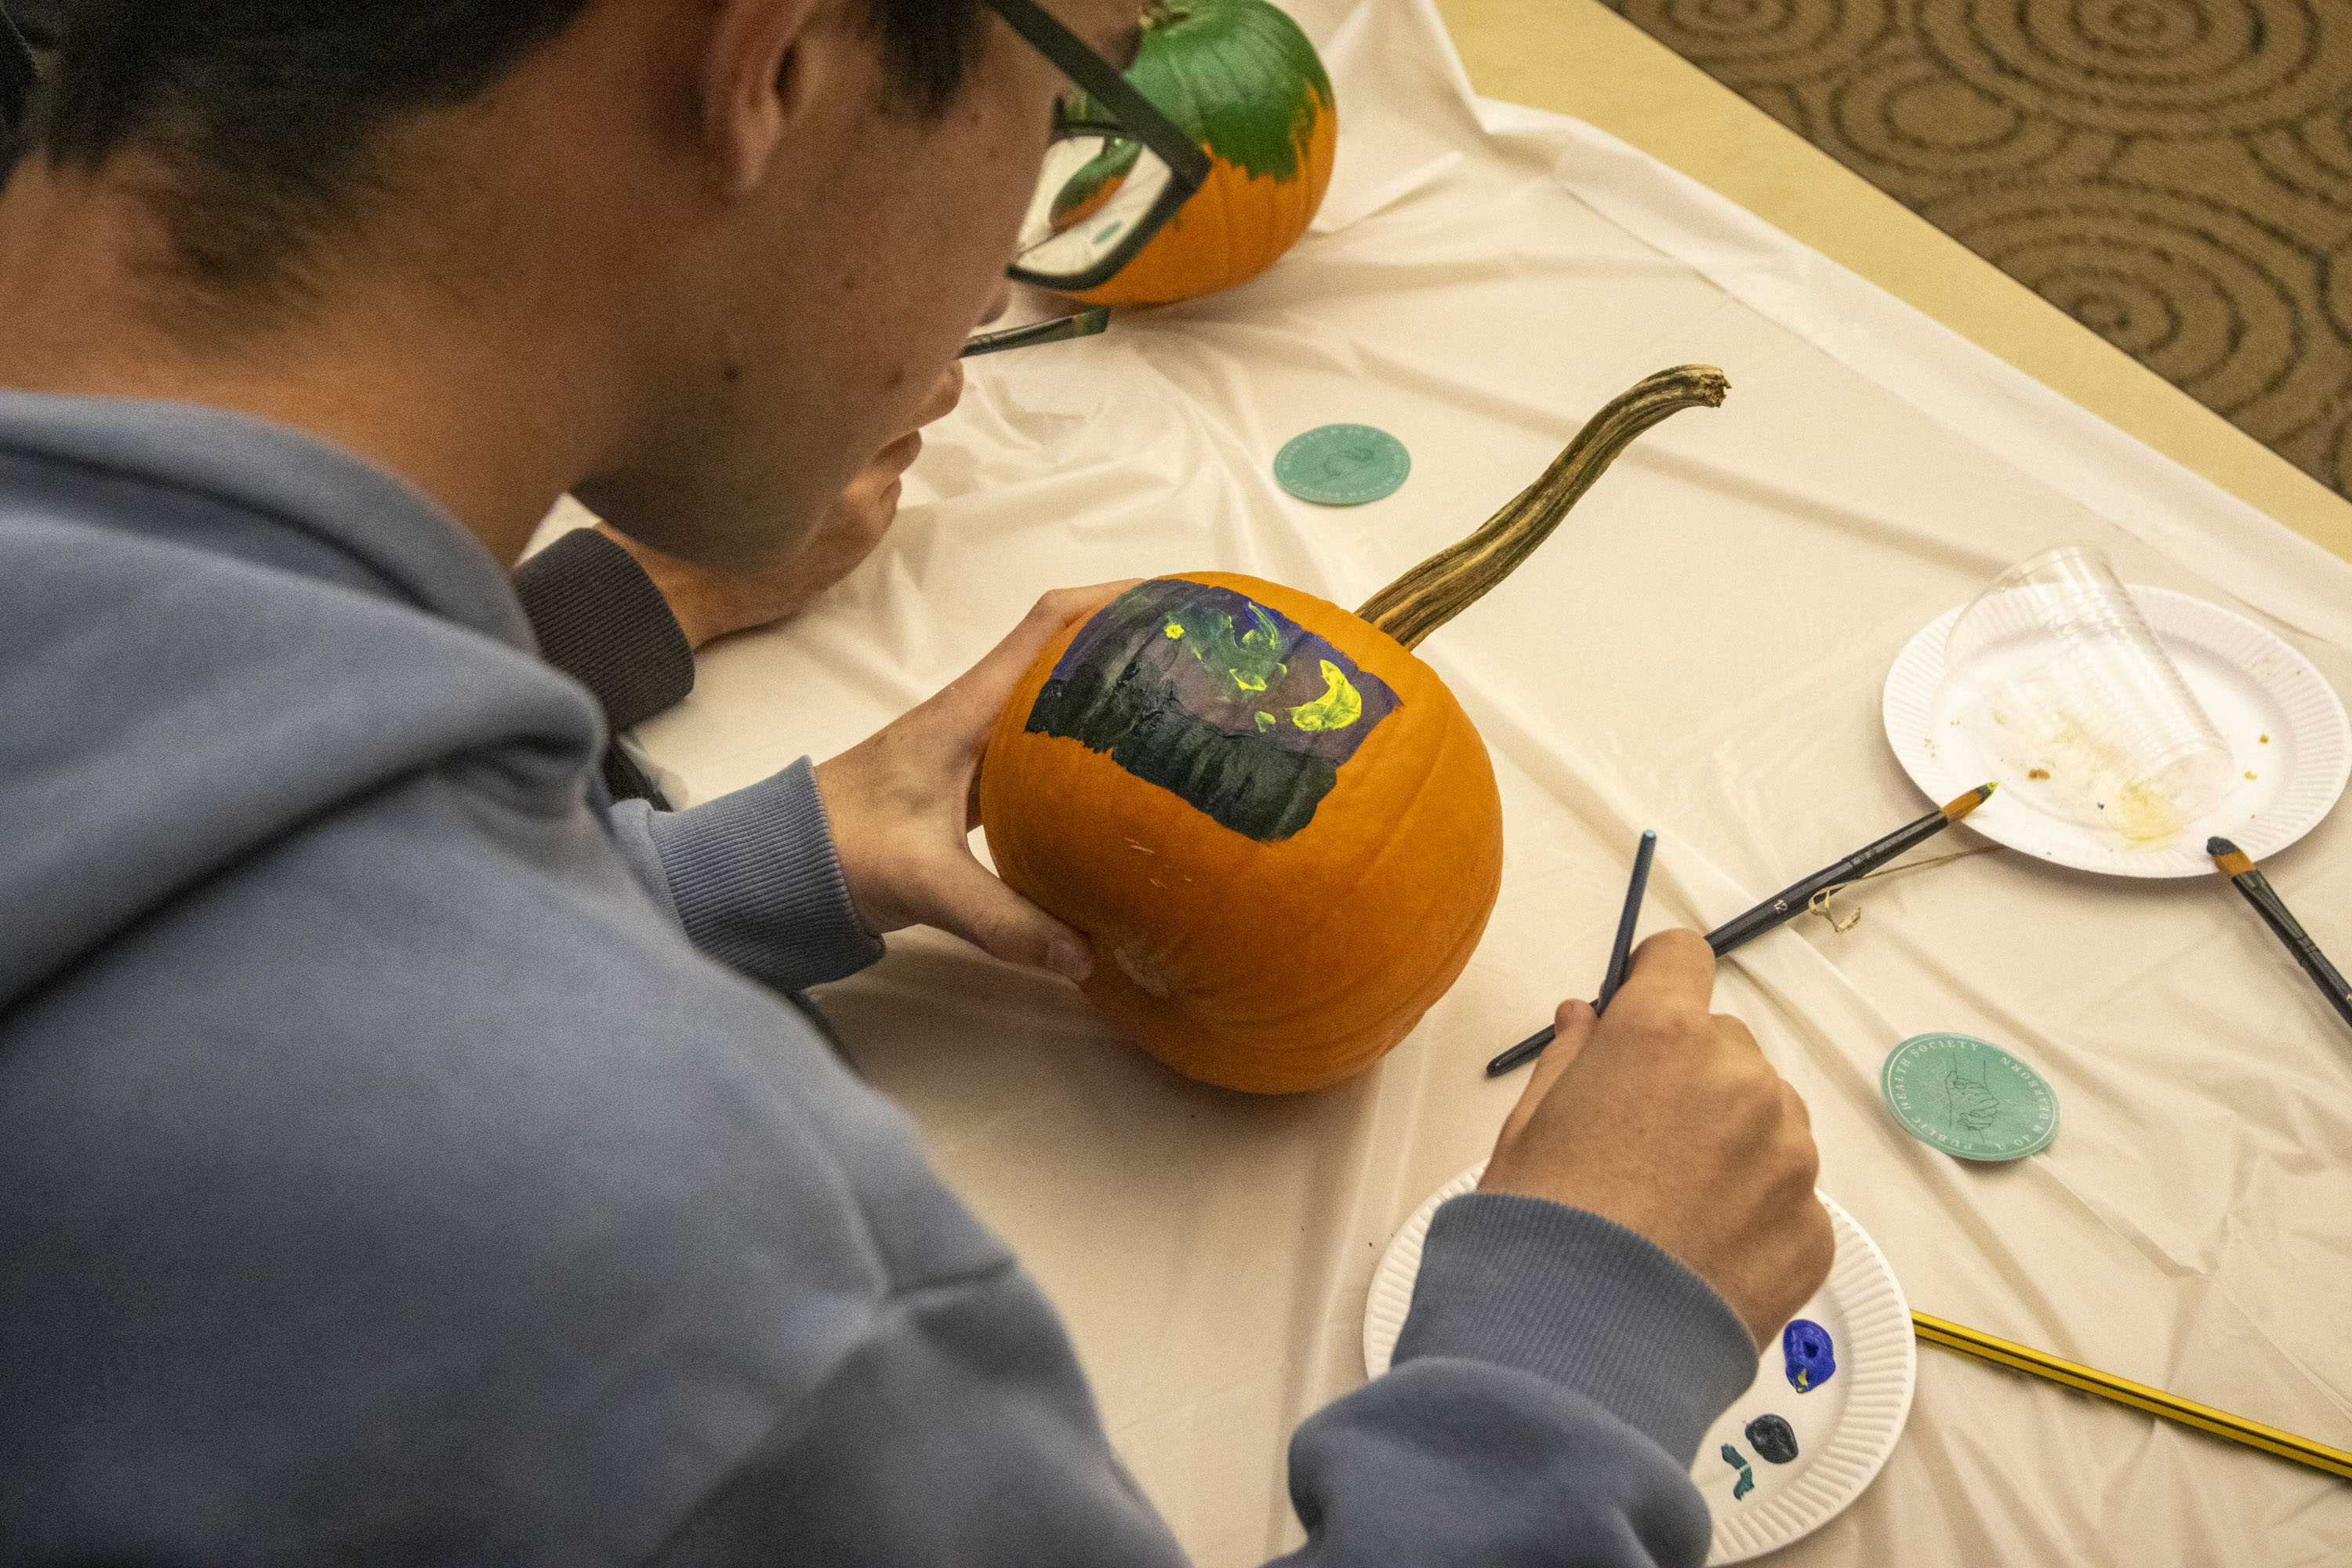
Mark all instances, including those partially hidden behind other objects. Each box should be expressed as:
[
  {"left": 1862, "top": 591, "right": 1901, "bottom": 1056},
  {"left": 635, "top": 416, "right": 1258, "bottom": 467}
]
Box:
[
  {"left": 978, "top": 368, "right": 1729, "bottom": 1093},
  {"left": 1067, "top": 0, "right": 1337, "bottom": 307}
]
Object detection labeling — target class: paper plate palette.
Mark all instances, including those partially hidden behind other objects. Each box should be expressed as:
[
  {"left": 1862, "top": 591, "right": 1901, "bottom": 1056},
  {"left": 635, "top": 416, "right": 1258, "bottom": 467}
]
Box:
[
  {"left": 1364, "top": 1167, "right": 1915, "bottom": 1565},
  {"left": 1882, "top": 587, "right": 2349, "bottom": 877}
]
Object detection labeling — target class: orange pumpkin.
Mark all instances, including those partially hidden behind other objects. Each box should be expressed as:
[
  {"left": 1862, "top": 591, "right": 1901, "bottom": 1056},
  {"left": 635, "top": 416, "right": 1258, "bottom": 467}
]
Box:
[
  {"left": 978, "top": 368, "right": 1730, "bottom": 1093},
  {"left": 1068, "top": 0, "right": 1337, "bottom": 307},
  {"left": 981, "top": 572, "right": 1501, "bottom": 1093}
]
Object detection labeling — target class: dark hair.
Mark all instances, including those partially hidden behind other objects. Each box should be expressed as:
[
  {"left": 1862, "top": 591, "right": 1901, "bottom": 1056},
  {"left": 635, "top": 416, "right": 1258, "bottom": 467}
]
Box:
[
  {"left": 0, "top": 6, "right": 38, "bottom": 148},
  {"left": 2, "top": 0, "right": 987, "bottom": 317}
]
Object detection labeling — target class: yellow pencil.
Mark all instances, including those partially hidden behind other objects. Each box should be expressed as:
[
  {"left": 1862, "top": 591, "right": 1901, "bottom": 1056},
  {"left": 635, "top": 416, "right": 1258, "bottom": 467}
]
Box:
[{"left": 1912, "top": 1311, "right": 2352, "bottom": 1482}]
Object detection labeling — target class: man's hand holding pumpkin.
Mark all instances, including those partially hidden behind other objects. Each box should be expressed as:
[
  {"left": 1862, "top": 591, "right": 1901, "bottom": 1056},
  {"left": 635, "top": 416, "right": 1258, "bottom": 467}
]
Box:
[{"left": 814, "top": 583, "right": 1139, "bottom": 985}]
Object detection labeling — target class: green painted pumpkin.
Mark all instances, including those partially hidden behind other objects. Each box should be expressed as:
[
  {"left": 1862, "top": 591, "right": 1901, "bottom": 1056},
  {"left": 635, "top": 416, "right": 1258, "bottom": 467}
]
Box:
[
  {"left": 978, "top": 368, "right": 1730, "bottom": 1093},
  {"left": 1069, "top": 0, "right": 1337, "bottom": 307}
]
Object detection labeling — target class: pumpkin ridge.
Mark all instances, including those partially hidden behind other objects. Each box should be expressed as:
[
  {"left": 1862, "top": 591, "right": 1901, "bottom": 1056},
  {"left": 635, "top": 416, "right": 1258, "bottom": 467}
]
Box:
[
  {"left": 1165, "top": 727, "right": 1483, "bottom": 1035},
  {"left": 1322, "top": 717, "right": 1496, "bottom": 993}
]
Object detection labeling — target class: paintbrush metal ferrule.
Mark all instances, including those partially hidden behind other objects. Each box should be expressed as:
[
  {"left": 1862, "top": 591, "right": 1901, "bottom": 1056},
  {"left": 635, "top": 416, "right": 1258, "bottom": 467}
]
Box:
[
  {"left": 1940, "top": 781, "right": 1997, "bottom": 822},
  {"left": 958, "top": 305, "right": 1112, "bottom": 358}
]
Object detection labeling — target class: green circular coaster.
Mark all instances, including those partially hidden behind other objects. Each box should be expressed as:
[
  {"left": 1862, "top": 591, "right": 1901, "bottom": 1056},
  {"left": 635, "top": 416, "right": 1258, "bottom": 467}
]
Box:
[
  {"left": 1274, "top": 424, "right": 1411, "bottom": 505},
  {"left": 1881, "top": 1033, "right": 2059, "bottom": 1161}
]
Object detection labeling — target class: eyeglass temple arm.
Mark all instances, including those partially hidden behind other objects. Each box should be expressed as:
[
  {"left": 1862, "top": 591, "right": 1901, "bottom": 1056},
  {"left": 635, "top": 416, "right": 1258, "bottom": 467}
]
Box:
[{"left": 982, "top": 0, "right": 1210, "bottom": 190}]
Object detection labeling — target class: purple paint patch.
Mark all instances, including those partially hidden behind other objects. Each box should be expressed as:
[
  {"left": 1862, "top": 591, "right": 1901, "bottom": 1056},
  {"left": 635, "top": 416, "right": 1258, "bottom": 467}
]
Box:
[
  {"left": 1047, "top": 579, "right": 1399, "bottom": 765},
  {"left": 1025, "top": 579, "right": 1404, "bottom": 841}
]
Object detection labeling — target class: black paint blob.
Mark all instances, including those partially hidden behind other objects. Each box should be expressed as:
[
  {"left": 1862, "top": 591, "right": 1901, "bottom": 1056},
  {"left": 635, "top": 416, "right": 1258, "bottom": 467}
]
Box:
[{"left": 1745, "top": 1414, "right": 1799, "bottom": 1464}]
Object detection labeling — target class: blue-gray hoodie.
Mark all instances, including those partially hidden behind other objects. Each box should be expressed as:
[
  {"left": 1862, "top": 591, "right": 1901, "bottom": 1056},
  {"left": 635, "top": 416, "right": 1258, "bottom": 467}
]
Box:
[{"left": 0, "top": 394, "right": 1756, "bottom": 1565}]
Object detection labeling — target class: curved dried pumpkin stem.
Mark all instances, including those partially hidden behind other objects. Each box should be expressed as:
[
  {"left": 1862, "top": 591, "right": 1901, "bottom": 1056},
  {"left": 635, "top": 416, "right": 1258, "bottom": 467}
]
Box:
[{"left": 1356, "top": 365, "right": 1730, "bottom": 650}]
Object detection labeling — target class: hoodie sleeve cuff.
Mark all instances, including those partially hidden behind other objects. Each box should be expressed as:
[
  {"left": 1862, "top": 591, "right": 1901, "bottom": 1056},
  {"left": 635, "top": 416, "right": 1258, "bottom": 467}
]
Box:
[
  {"left": 643, "top": 757, "right": 885, "bottom": 992},
  {"left": 1392, "top": 1192, "right": 1759, "bottom": 1468},
  {"left": 513, "top": 527, "right": 695, "bottom": 734}
]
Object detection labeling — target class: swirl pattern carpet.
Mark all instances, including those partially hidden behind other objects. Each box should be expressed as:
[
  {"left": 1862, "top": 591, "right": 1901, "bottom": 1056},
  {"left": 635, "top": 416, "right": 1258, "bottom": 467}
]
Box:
[{"left": 1600, "top": 0, "right": 2352, "bottom": 499}]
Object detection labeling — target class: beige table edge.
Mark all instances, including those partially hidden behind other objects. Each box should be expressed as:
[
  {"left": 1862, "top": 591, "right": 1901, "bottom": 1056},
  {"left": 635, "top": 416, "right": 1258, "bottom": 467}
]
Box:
[{"left": 1432, "top": 0, "right": 2352, "bottom": 568}]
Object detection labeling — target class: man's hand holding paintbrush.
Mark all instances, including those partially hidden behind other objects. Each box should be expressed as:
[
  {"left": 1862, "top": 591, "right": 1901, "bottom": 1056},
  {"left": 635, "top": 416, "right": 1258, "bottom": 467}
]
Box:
[{"left": 1481, "top": 931, "right": 1835, "bottom": 1348}]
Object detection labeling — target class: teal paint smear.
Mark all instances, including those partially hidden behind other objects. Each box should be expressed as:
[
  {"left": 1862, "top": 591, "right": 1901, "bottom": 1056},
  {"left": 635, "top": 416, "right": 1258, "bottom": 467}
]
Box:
[
  {"left": 1719, "top": 1443, "right": 1755, "bottom": 1500},
  {"left": 1080, "top": 0, "right": 1334, "bottom": 185}
]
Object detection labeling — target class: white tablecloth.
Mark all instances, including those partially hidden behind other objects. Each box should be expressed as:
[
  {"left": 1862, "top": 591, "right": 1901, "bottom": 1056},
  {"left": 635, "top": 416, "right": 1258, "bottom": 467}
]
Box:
[{"left": 606, "top": 2, "right": 2352, "bottom": 1558}]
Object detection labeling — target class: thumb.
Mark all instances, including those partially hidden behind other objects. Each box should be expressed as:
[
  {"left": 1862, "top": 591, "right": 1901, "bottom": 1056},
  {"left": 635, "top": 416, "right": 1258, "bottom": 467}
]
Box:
[
  {"left": 1496, "top": 998, "right": 1597, "bottom": 1147},
  {"left": 1543, "top": 997, "right": 1599, "bottom": 1077},
  {"left": 918, "top": 850, "right": 1094, "bottom": 984}
]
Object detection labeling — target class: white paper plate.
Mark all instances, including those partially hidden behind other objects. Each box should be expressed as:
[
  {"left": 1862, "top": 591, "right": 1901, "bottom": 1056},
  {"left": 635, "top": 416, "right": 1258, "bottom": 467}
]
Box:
[
  {"left": 1882, "top": 588, "right": 2350, "bottom": 877},
  {"left": 1364, "top": 1168, "right": 1914, "bottom": 1566}
]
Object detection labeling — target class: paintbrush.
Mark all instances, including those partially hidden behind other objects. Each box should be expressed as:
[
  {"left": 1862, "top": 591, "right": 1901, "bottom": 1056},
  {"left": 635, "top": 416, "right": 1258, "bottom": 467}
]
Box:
[
  {"left": 1912, "top": 1310, "right": 2352, "bottom": 1481},
  {"left": 1596, "top": 830, "right": 1657, "bottom": 1014},
  {"left": 2208, "top": 836, "right": 2352, "bottom": 1032},
  {"left": 959, "top": 306, "right": 1112, "bottom": 358},
  {"left": 1487, "top": 784, "right": 1996, "bottom": 1076},
  {"left": 1483, "top": 831, "right": 1655, "bottom": 1078}
]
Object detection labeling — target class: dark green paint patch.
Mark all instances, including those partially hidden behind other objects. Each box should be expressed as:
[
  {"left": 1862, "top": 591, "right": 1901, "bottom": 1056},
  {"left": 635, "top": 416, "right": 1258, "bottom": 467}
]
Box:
[
  {"left": 1081, "top": 0, "right": 1333, "bottom": 185},
  {"left": 1049, "top": 138, "right": 1142, "bottom": 230},
  {"left": 1719, "top": 1443, "right": 1755, "bottom": 1500},
  {"left": 1026, "top": 578, "right": 1399, "bottom": 842}
]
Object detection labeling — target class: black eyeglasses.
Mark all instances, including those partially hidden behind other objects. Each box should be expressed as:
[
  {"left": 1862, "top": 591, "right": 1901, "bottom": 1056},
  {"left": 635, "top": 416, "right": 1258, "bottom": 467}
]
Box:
[{"left": 982, "top": 0, "right": 1210, "bottom": 294}]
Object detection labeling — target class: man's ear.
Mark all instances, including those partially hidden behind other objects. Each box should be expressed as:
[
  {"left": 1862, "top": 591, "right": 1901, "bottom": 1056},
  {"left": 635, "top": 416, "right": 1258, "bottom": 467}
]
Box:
[{"left": 700, "top": 0, "right": 829, "bottom": 196}]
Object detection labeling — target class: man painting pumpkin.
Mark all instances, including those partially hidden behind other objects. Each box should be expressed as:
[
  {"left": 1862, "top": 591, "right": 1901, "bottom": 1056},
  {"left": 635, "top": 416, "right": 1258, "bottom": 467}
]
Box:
[{"left": 0, "top": 1, "right": 1831, "bottom": 1563}]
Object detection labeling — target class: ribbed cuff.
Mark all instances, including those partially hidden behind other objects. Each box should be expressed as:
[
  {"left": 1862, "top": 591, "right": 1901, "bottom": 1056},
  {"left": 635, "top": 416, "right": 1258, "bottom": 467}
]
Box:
[
  {"left": 513, "top": 528, "right": 694, "bottom": 733},
  {"left": 1392, "top": 1192, "right": 1757, "bottom": 1468},
  {"left": 644, "top": 757, "right": 885, "bottom": 992}
]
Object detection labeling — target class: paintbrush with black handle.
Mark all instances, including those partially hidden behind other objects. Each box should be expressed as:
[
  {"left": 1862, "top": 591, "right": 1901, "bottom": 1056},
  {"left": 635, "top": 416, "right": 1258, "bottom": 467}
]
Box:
[
  {"left": 1486, "top": 783, "right": 1998, "bottom": 1076},
  {"left": 2209, "top": 836, "right": 2352, "bottom": 1033}
]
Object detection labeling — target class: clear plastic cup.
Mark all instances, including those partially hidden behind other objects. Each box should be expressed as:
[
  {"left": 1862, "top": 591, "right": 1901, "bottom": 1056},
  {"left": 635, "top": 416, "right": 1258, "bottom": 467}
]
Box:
[{"left": 1942, "top": 543, "right": 2231, "bottom": 842}]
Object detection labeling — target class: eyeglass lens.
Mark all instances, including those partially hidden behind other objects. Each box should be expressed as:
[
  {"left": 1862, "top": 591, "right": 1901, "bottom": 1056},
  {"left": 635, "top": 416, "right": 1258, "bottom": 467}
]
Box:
[{"left": 1013, "top": 131, "right": 1178, "bottom": 283}]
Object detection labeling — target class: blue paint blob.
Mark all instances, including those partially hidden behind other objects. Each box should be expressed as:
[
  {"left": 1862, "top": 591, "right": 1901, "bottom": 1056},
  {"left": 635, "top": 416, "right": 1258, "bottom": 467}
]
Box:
[
  {"left": 1783, "top": 1318, "right": 1837, "bottom": 1392},
  {"left": 1745, "top": 1414, "right": 1799, "bottom": 1464}
]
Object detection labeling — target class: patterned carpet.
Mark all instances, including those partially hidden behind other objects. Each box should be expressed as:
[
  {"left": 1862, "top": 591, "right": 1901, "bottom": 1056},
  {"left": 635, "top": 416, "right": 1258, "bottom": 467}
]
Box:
[{"left": 1601, "top": 0, "right": 2352, "bottom": 499}]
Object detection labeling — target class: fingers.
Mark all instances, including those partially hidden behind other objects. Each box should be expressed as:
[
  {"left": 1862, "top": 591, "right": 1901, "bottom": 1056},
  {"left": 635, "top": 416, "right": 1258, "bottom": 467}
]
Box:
[
  {"left": 956, "top": 583, "right": 1142, "bottom": 699},
  {"left": 948, "top": 584, "right": 1142, "bottom": 830},
  {"left": 917, "top": 847, "right": 1093, "bottom": 983},
  {"left": 1611, "top": 927, "right": 1718, "bottom": 1009},
  {"left": 1540, "top": 997, "right": 1596, "bottom": 1083},
  {"left": 1491, "top": 998, "right": 1594, "bottom": 1156},
  {"left": 1024, "top": 580, "right": 1143, "bottom": 632}
]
